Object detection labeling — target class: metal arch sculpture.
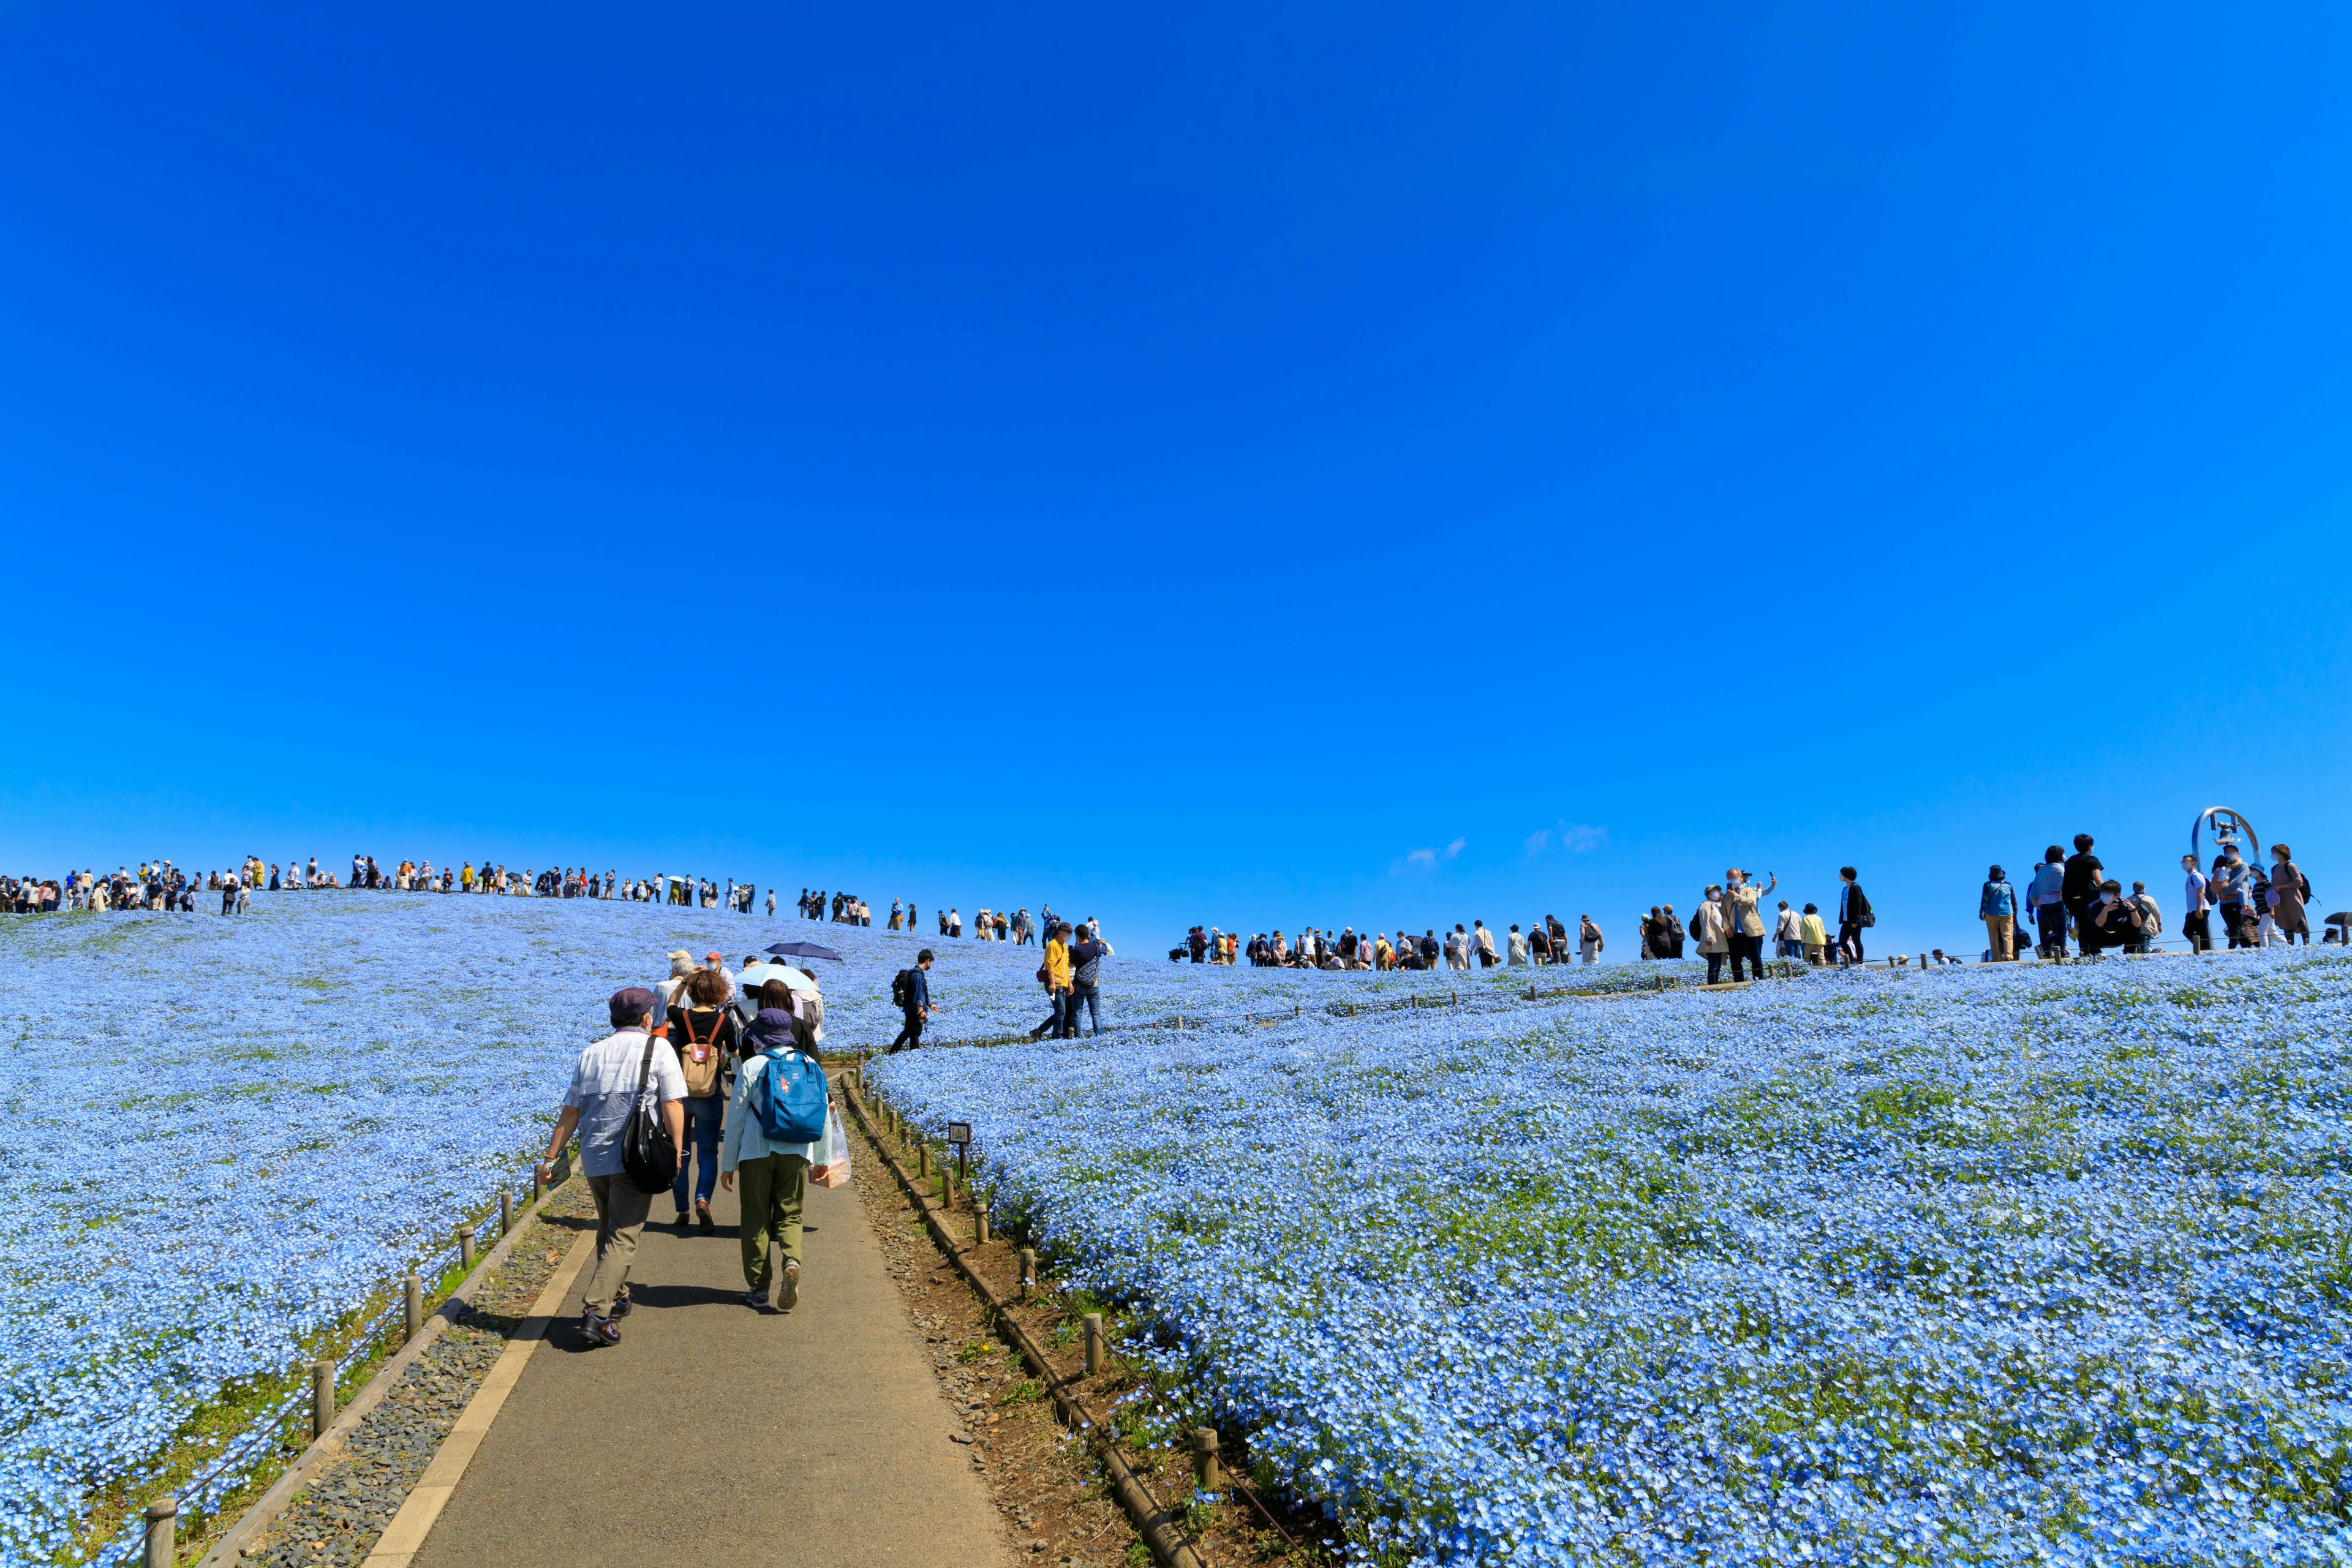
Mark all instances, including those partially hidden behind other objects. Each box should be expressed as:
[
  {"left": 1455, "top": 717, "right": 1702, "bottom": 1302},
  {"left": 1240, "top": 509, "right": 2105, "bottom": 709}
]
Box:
[{"left": 2189, "top": 806, "right": 2261, "bottom": 867}]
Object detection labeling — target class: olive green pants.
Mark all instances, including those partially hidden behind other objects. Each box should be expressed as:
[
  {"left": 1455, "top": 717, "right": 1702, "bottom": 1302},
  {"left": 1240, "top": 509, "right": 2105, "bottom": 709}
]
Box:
[{"left": 737, "top": 1152, "right": 810, "bottom": 1292}]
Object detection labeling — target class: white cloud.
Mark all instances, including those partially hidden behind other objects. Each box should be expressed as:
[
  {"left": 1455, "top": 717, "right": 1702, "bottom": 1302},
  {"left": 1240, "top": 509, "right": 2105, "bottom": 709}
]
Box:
[
  {"left": 1406, "top": 847, "right": 1436, "bottom": 866},
  {"left": 1527, "top": 820, "right": 1608, "bottom": 854},
  {"left": 1444, "top": 837, "right": 1466, "bottom": 860}
]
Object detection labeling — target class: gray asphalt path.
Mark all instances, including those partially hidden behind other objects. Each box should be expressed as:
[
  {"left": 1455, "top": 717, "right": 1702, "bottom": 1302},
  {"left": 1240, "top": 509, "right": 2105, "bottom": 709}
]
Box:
[{"left": 410, "top": 1137, "right": 1011, "bottom": 1568}]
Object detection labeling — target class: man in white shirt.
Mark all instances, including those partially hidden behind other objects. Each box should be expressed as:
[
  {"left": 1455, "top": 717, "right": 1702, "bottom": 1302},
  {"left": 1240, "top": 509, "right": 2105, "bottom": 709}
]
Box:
[
  {"left": 541, "top": 987, "right": 685, "bottom": 1346},
  {"left": 2180, "top": 854, "right": 2212, "bottom": 952}
]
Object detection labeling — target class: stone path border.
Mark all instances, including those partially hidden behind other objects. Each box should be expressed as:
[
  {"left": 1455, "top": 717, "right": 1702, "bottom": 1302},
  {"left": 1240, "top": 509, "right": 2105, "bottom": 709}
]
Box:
[{"left": 356, "top": 1227, "right": 595, "bottom": 1567}]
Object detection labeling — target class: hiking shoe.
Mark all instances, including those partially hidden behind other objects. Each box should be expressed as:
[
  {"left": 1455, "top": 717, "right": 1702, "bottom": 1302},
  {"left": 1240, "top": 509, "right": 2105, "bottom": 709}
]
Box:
[
  {"left": 609, "top": 1292, "right": 632, "bottom": 1319},
  {"left": 745, "top": 1287, "right": 769, "bottom": 1311},
  {"left": 778, "top": 1261, "right": 801, "bottom": 1311},
  {"left": 696, "top": 1200, "right": 715, "bottom": 1235},
  {"left": 581, "top": 1311, "right": 621, "bottom": 1346}
]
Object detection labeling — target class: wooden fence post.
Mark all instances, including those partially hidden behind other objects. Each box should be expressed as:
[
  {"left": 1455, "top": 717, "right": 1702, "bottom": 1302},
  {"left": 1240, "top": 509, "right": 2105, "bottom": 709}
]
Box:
[
  {"left": 311, "top": 1359, "right": 334, "bottom": 1444},
  {"left": 1193, "top": 1429, "right": 1223, "bottom": 1492},
  {"left": 143, "top": 1497, "right": 176, "bottom": 1568}
]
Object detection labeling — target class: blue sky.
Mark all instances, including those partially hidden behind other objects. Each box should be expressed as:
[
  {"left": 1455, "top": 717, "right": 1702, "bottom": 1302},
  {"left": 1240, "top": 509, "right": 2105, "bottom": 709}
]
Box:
[{"left": 4, "top": 0, "right": 2347, "bottom": 953}]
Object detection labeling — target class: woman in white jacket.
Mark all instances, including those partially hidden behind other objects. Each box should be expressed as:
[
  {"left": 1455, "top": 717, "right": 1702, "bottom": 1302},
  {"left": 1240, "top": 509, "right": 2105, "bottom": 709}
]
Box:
[{"left": 720, "top": 1004, "right": 832, "bottom": 1313}]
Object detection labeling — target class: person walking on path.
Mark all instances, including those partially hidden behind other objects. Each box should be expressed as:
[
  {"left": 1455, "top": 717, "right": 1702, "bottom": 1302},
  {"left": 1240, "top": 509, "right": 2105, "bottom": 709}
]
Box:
[
  {"left": 2181, "top": 853, "right": 2212, "bottom": 952},
  {"left": 2269, "top": 844, "right": 2313, "bottom": 944},
  {"left": 1979, "top": 865, "right": 2019, "bottom": 962},
  {"left": 1723, "top": 869, "right": 1774, "bottom": 981},
  {"left": 541, "top": 987, "right": 685, "bottom": 1347},
  {"left": 1474, "top": 921, "right": 1499, "bottom": 967},
  {"left": 2061, "top": 834, "right": 2106, "bottom": 958},
  {"left": 889, "top": 950, "right": 935, "bottom": 1052},
  {"left": 1836, "top": 867, "right": 1871, "bottom": 965},
  {"left": 660, "top": 951, "right": 696, "bottom": 1013},
  {"left": 720, "top": 1006, "right": 826, "bottom": 1313},
  {"left": 668, "top": 968, "right": 738, "bottom": 1234},
  {"left": 1031, "top": 923, "right": 1073, "bottom": 1040},
  {"left": 1659, "top": 907, "right": 1685, "bottom": 959},
  {"left": 1506, "top": 923, "right": 1529, "bottom": 965},
  {"left": 1066, "top": 925, "right": 1112, "bottom": 1036}
]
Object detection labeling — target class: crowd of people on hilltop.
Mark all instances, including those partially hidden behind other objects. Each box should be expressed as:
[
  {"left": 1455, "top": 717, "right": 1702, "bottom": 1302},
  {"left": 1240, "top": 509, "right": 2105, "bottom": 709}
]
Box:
[
  {"left": 1169, "top": 916, "right": 1608, "bottom": 971},
  {"left": 1994, "top": 833, "right": 2326, "bottom": 961},
  {"left": 796, "top": 891, "right": 1089, "bottom": 951},
  {"left": 1169, "top": 835, "right": 2338, "bottom": 984},
  {"left": 12, "top": 834, "right": 2338, "bottom": 978},
  {"left": 2, "top": 854, "right": 785, "bottom": 915}
]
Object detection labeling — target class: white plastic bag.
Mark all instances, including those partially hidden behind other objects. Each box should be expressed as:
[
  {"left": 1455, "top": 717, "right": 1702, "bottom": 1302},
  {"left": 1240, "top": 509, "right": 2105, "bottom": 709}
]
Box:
[{"left": 811, "top": 1104, "right": 853, "bottom": 1188}]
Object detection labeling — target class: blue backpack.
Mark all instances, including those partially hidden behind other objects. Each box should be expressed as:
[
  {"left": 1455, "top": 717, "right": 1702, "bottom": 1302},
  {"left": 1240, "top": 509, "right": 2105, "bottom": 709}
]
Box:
[{"left": 755, "top": 1050, "right": 829, "bottom": 1144}]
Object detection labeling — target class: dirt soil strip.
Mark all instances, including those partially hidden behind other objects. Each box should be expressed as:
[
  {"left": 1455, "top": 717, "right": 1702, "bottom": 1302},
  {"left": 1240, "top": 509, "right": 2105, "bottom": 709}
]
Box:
[
  {"left": 208, "top": 1180, "right": 599, "bottom": 1568},
  {"left": 844, "top": 1076, "right": 1325, "bottom": 1568}
]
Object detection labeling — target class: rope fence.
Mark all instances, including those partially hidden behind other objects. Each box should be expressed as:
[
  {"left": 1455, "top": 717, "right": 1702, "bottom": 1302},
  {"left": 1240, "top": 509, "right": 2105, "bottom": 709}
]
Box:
[{"left": 92, "top": 1147, "right": 575, "bottom": 1568}]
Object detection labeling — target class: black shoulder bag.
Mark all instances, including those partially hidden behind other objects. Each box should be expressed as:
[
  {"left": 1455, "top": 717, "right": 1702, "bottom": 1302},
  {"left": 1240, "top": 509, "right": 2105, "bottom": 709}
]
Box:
[{"left": 621, "top": 1033, "right": 680, "bottom": 1194}]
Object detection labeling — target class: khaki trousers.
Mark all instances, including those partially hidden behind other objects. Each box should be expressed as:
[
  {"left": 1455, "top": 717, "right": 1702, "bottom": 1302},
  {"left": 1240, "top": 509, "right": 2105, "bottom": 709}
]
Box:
[
  {"left": 585, "top": 1174, "right": 653, "bottom": 1317},
  {"left": 737, "top": 1152, "right": 810, "bottom": 1293},
  {"left": 1983, "top": 914, "right": 2015, "bottom": 962}
]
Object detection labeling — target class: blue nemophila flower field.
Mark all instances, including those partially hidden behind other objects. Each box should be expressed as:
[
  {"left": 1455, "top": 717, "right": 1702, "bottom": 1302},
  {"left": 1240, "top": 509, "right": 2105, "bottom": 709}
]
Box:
[
  {"left": 870, "top": 951, "right": 2352, "bottom": 1566},
  {"left": 0, "top": 893, "right": 1473, "bottom": 1564}
]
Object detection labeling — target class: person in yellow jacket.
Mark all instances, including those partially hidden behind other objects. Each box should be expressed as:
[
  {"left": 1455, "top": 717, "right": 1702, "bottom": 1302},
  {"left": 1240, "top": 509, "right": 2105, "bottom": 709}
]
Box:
[
  {"left": 1030, "top": 923, "right": 1074, "bottom": 1040},
  {"left": 1798, "top": 903, "right": 1829, "bottom": 966}
]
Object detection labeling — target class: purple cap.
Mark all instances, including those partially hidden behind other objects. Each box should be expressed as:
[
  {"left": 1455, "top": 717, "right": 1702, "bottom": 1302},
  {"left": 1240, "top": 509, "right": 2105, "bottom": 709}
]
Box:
[{"left": 609, "top": 986, "right": 658, "bottom": 1025}]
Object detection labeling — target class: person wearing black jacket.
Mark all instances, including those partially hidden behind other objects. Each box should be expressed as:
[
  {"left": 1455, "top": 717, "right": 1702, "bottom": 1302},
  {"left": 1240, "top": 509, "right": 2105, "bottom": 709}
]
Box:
[
  {"left": 1066, "top": 930, "right": 1112, "bottom": 1036},
  {"left": 889, "top": 951, "right": 935, "bottom": 1053},
  {"left": 2086, "top": 880, "right": 2144, "bottom": 954},
  {"left": 1836, "top": 867, "right": 1871, "bottom": 963},
  {"left": 2060, "top": 834, "right": 2106, "bottom": 957}
]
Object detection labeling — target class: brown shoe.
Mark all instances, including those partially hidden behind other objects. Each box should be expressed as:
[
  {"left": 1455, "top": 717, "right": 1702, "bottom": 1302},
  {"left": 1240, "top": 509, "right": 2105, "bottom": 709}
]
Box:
[
  {"left": 674, "top": 1211, "right": 690, "bottom": 1229},
  {"left": 696, "top": 1200, "right": 715, "bottom": 1235}
]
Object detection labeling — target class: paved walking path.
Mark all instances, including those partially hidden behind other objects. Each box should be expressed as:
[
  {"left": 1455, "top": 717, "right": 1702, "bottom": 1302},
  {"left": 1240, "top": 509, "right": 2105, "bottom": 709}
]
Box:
[{"left": 403, "top": 1141, "right": 1012, "bottom": 1568}]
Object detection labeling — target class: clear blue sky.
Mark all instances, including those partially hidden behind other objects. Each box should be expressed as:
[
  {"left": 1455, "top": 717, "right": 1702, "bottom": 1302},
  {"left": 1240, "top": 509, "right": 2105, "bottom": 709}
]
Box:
[{"left": 4, "top": 0, "right": 2347, "bottom": 954}]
